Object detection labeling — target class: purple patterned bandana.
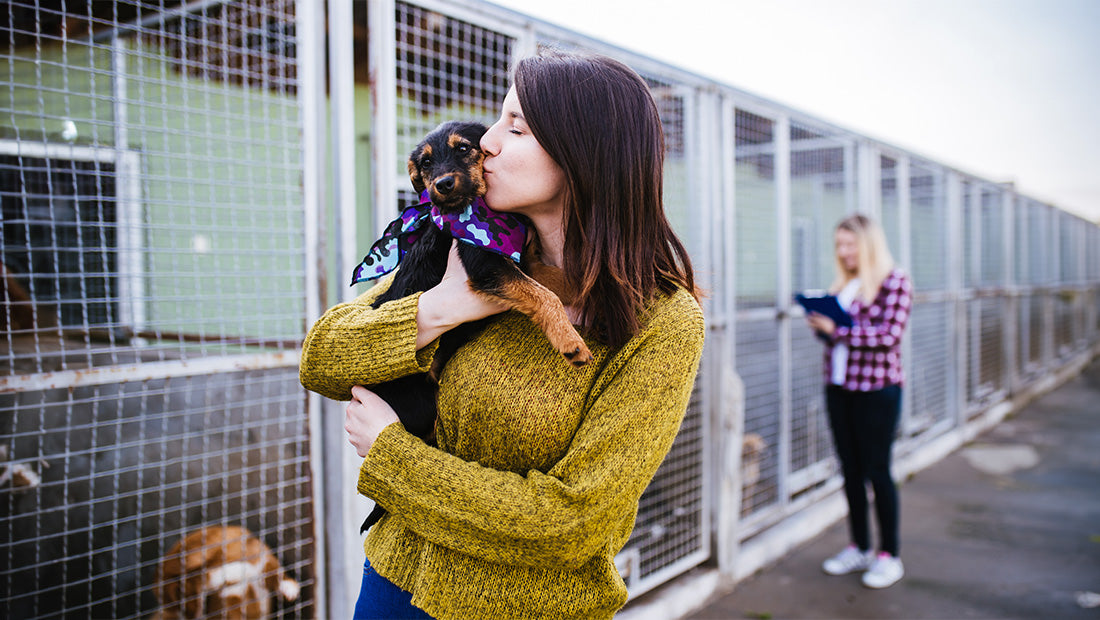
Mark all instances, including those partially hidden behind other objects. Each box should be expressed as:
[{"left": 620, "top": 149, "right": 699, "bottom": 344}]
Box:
[{"left": 351, "top": 191, "right": 528, "bottom": 285}]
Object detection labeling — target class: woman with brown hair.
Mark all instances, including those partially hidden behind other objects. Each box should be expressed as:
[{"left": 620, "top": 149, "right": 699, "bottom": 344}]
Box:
[
  {"left": 806, "top": 213, "right": 912, "bottom": 589},
  {"left": 299, "top": 49, "right": 704, "bottom": 619}
]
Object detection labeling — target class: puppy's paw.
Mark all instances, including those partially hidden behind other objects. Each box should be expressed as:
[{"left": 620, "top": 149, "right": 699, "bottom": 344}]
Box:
[{"left": 561, "top": 341, "right": 593, "bottom": 367}]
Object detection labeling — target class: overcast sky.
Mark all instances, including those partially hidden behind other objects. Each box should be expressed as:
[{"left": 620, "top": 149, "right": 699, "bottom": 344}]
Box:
[{"left": 489, "top": 0, "right": 1100, "bottom": 223}]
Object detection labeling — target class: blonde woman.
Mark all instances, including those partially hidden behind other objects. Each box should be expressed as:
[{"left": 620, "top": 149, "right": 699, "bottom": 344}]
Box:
[{"left": 805, "top": 213, "right": 912, "bottom": 589}]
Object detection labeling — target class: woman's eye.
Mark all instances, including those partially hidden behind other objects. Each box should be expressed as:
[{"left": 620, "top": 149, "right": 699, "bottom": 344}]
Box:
[{"left": 509, "top": 129, "right": 522, "bottom": 136}]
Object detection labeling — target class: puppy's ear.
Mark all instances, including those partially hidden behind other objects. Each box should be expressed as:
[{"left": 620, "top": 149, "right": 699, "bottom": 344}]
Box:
[
  {"left": 156, "top": 543, "right": 184, "bottom": 606},
  {"left": 157, "top": 567, "right": 182, "bottom": 608},
  {"left": 407, "top": 156, "right": 426, "bottom": 194},
  {"left": 183, "top": 573, "right": 206, "bottom": 620},
  {"left": 408, "top": 143, "right": 431, "bottom": 195}
]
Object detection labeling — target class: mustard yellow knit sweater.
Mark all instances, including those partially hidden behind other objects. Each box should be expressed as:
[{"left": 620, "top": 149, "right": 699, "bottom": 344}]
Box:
[{"left": 299, "top": 274, "right": 704, "bottom": 619}]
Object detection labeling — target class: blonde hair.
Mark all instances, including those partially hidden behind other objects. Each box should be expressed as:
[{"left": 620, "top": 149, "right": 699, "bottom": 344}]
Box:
[{"left": 829, "top": 213, "right": 896, "bottom": 302}]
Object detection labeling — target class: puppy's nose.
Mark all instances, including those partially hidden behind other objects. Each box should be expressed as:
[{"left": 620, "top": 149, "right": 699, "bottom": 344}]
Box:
[{"left": 435, "top": 175, "right": 455, "bottom": 194}]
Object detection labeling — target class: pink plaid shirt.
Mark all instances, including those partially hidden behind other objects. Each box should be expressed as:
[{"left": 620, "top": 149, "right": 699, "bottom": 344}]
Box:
[{"left": 824, "top": 268, "right": 912, "bottom": 391}]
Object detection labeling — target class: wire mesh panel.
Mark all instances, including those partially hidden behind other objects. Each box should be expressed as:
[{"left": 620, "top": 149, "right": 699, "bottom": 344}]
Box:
[
  {"left": 734, "top": 109, "right": 778, "bottom": 309},
  {"left": 978, "top": 184, "right": 1005, "bottom": 288},
  {"left": 2, "top": 2, "right": 313, "bottom": 618},
  {"left": 909, "top": 160, "right": 948, "bottom": 292},
  {"left": 625, "top": 384, "right": 706, "bottom": 590},
  {"left": 966, "top": 297, "right": 1005, "bottom": 407},
  {"left": 1090, "top": 226, "right": 1100, "bottom": 284},
  {"left": 1055, "top": 213, "right": 1085, "bottom": 358},
  {"left": 788, "top": 122, "right": 851, "bottom": 294},
  {"left": 646, "top": 78, "right": 697, "bottom": 254},
  {"left": 354, "top": 0, "right": 517, "bottom": 293},
  {"left": 978, "top": 298, "right": 1005, "bottom": 395},
  {"left": 1, "top": 369, "right": 311, "bottom": 619},
  {"left": 961, "top": 178, "right": 1006, "bottom": 409},
  {"left": 907, "top": 301, "right": 954, "bottom": 435},
  {"left": 789, "top": 323, "right": 833, "bottom": 486},
  {"left": 735, "top": 318, "right": 781, "bottom": 518},
  {"left": 879, "top": 155, "right": 904, "bottom": 265},
  {"left": 617, "top": 74, "right": 708, "bottom": 593},
  {"left": 1014, "top": 196, "right": 1030, "bottom": 287},
  {"left": 1053, "top": 291, "right": 1077, "bottom": 360},
  {"left": 732, "top": 107, "right": 781, "bottom": 519},
  {"left": 1028, "top": 202, "right": 1055, "bottom": 285},
  {"left": 1092, "top": 289, "right": 1100, "bottom": 345},
  {"left": 1086, "top": 224, "right": 1099, "bottom": 349},
  {"left": 1017, "top": 293, "right": 1036, "bottom": 379},
  {"left": 962, "top": 179, "right": 978, "bottom": 289},
  {"left": 391, "top": 1, "right": 513, "bottom": 167},
  {"left": 1058, "top": 211, "right": 1080, "bottom": 285},
  {"left": 1028, "top": 294, "right": 1047, "bottom": 370},
  {"left": 787, "top": 121, "right": 852, "bottom": 494}
]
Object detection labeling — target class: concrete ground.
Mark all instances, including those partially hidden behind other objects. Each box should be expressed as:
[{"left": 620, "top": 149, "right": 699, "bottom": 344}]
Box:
[{"left": 683, "top": 356, "right": 1100, "bottom": 620}]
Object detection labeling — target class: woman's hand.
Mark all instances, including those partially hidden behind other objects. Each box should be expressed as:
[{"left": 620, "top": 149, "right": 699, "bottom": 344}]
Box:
[
  {"left": 415, "top": 240, "right": 509, "bottom": 349},
  {"left": 345, "top": 385, "right": 400, "bottom": 457},
  {"left": 806, "top": 312, "right": 837, "bottom": 337}
]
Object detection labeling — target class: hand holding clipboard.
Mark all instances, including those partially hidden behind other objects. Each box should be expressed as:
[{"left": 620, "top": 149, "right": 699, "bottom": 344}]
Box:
[{"left": 795, "top": 292, "right": 852, "bottom": 342}]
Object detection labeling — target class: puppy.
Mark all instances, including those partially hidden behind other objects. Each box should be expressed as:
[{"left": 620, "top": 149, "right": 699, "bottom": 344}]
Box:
[
  {"left": 152, "top": 525, "right": 299, "bottom": 620},
  {"left": 352, "top": 120, "right": 591, "bottom": 533}
]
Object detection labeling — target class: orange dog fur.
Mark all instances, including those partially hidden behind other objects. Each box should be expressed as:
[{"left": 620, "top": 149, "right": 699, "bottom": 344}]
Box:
[{"left": 152, "top": 525, "right": 299, "bottom": 620}]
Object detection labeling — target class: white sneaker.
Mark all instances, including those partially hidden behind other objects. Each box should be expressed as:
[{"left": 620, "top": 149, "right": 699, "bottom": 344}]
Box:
[
  {"left": 862, "top": 552, "right": 904, "bottom": 588},
  {"left": 822, "top": 545, "right": 874, "bottom": 575}
]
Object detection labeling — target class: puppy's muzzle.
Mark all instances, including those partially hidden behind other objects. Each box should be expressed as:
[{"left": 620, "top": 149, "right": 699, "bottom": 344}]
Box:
[
  {"left": 429, "top": 173, "right": 475, "bottom": 210},
  {"left": 434, "top": 175, "right": 457, "bottom": 194}
]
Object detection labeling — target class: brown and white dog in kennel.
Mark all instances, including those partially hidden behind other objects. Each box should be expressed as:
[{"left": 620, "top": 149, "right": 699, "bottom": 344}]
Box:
[{"left": 151, "top": 525, "right": 299, "bottom": 620}]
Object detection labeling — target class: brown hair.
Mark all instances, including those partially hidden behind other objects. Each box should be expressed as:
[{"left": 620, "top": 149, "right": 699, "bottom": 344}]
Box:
[{"left": 513, "top": 49, "right": 697, "bottom": 348}]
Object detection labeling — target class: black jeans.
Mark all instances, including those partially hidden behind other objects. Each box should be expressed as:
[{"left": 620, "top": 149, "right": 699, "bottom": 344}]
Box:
[{"left": 825, "top": 384, "right": 902, "bottom": 556}]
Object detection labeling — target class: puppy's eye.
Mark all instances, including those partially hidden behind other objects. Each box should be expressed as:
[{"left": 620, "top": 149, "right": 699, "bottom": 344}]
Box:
[
  {"left": 456, "top": 145, "right": 470, "bottom": 154},
  {"left": 420, "top": 157, "right": 432, "bottom": 168}
]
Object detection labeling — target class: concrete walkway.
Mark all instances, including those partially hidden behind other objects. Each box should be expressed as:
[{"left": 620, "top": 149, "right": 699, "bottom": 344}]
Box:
[{"left": 683, "top": 356, "right": 1100, "bottom": 619}]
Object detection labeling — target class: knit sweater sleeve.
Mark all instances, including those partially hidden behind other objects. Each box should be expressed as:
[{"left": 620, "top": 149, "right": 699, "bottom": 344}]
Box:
[
  {"left": 357, "top": 292, "right": 704, "bottom": 569},
  {"left": 298, "top": 272, "right": 441, "bottom": 402}
]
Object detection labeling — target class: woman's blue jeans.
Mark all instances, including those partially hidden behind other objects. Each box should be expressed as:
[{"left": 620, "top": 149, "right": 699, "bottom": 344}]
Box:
[{"left": 353, "top": 558, "right": 434, "bottom": 619}]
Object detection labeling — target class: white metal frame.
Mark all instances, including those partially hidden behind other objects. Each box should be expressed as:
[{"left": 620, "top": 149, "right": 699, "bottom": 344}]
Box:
[{"left": 297, "top": 0, "right": 331, "bottom": 616}]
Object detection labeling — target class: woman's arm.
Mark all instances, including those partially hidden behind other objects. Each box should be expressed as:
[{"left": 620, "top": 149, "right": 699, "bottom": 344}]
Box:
[
  {"left": 833, "top": 271, "right": 912, "bottom": 349},
  {"left": 356, "top": 290, "right": 705, "bottom": 569},
  {"left": 299, "top": 273, "right": 439, "bottom": 401},
  {"left": 300, "top": 243, "right": 509, "bottom": 401}
]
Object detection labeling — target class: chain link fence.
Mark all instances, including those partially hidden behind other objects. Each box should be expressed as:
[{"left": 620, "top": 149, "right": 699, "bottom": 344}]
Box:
[{"left": 2, "top": 2, "right": 315, "bottom": 618}]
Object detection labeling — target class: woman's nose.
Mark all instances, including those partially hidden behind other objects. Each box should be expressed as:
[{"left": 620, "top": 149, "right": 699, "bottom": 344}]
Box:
[{"left": 480, "top": 124, "right": 499, "bottom": 156}]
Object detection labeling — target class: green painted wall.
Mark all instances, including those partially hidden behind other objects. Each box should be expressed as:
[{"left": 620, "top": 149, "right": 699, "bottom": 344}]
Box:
[{"left": 5, "top": 41, "right": 305, "bottom": 342}]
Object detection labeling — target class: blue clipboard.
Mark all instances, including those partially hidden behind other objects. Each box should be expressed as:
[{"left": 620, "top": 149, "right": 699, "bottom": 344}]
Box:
[{"left": 794, "top": 293, "right": 853, "bottom": 328}]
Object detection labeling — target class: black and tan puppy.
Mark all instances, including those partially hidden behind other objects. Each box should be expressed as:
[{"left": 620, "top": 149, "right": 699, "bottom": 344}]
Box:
[{"left": 357, "top": 120, "right": 591, "bottom": 532}]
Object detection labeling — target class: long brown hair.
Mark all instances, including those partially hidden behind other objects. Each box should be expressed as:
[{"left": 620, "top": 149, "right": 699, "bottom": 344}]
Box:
[{"left": 513, "top": 49, "right": 697, "bottom": 348}]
